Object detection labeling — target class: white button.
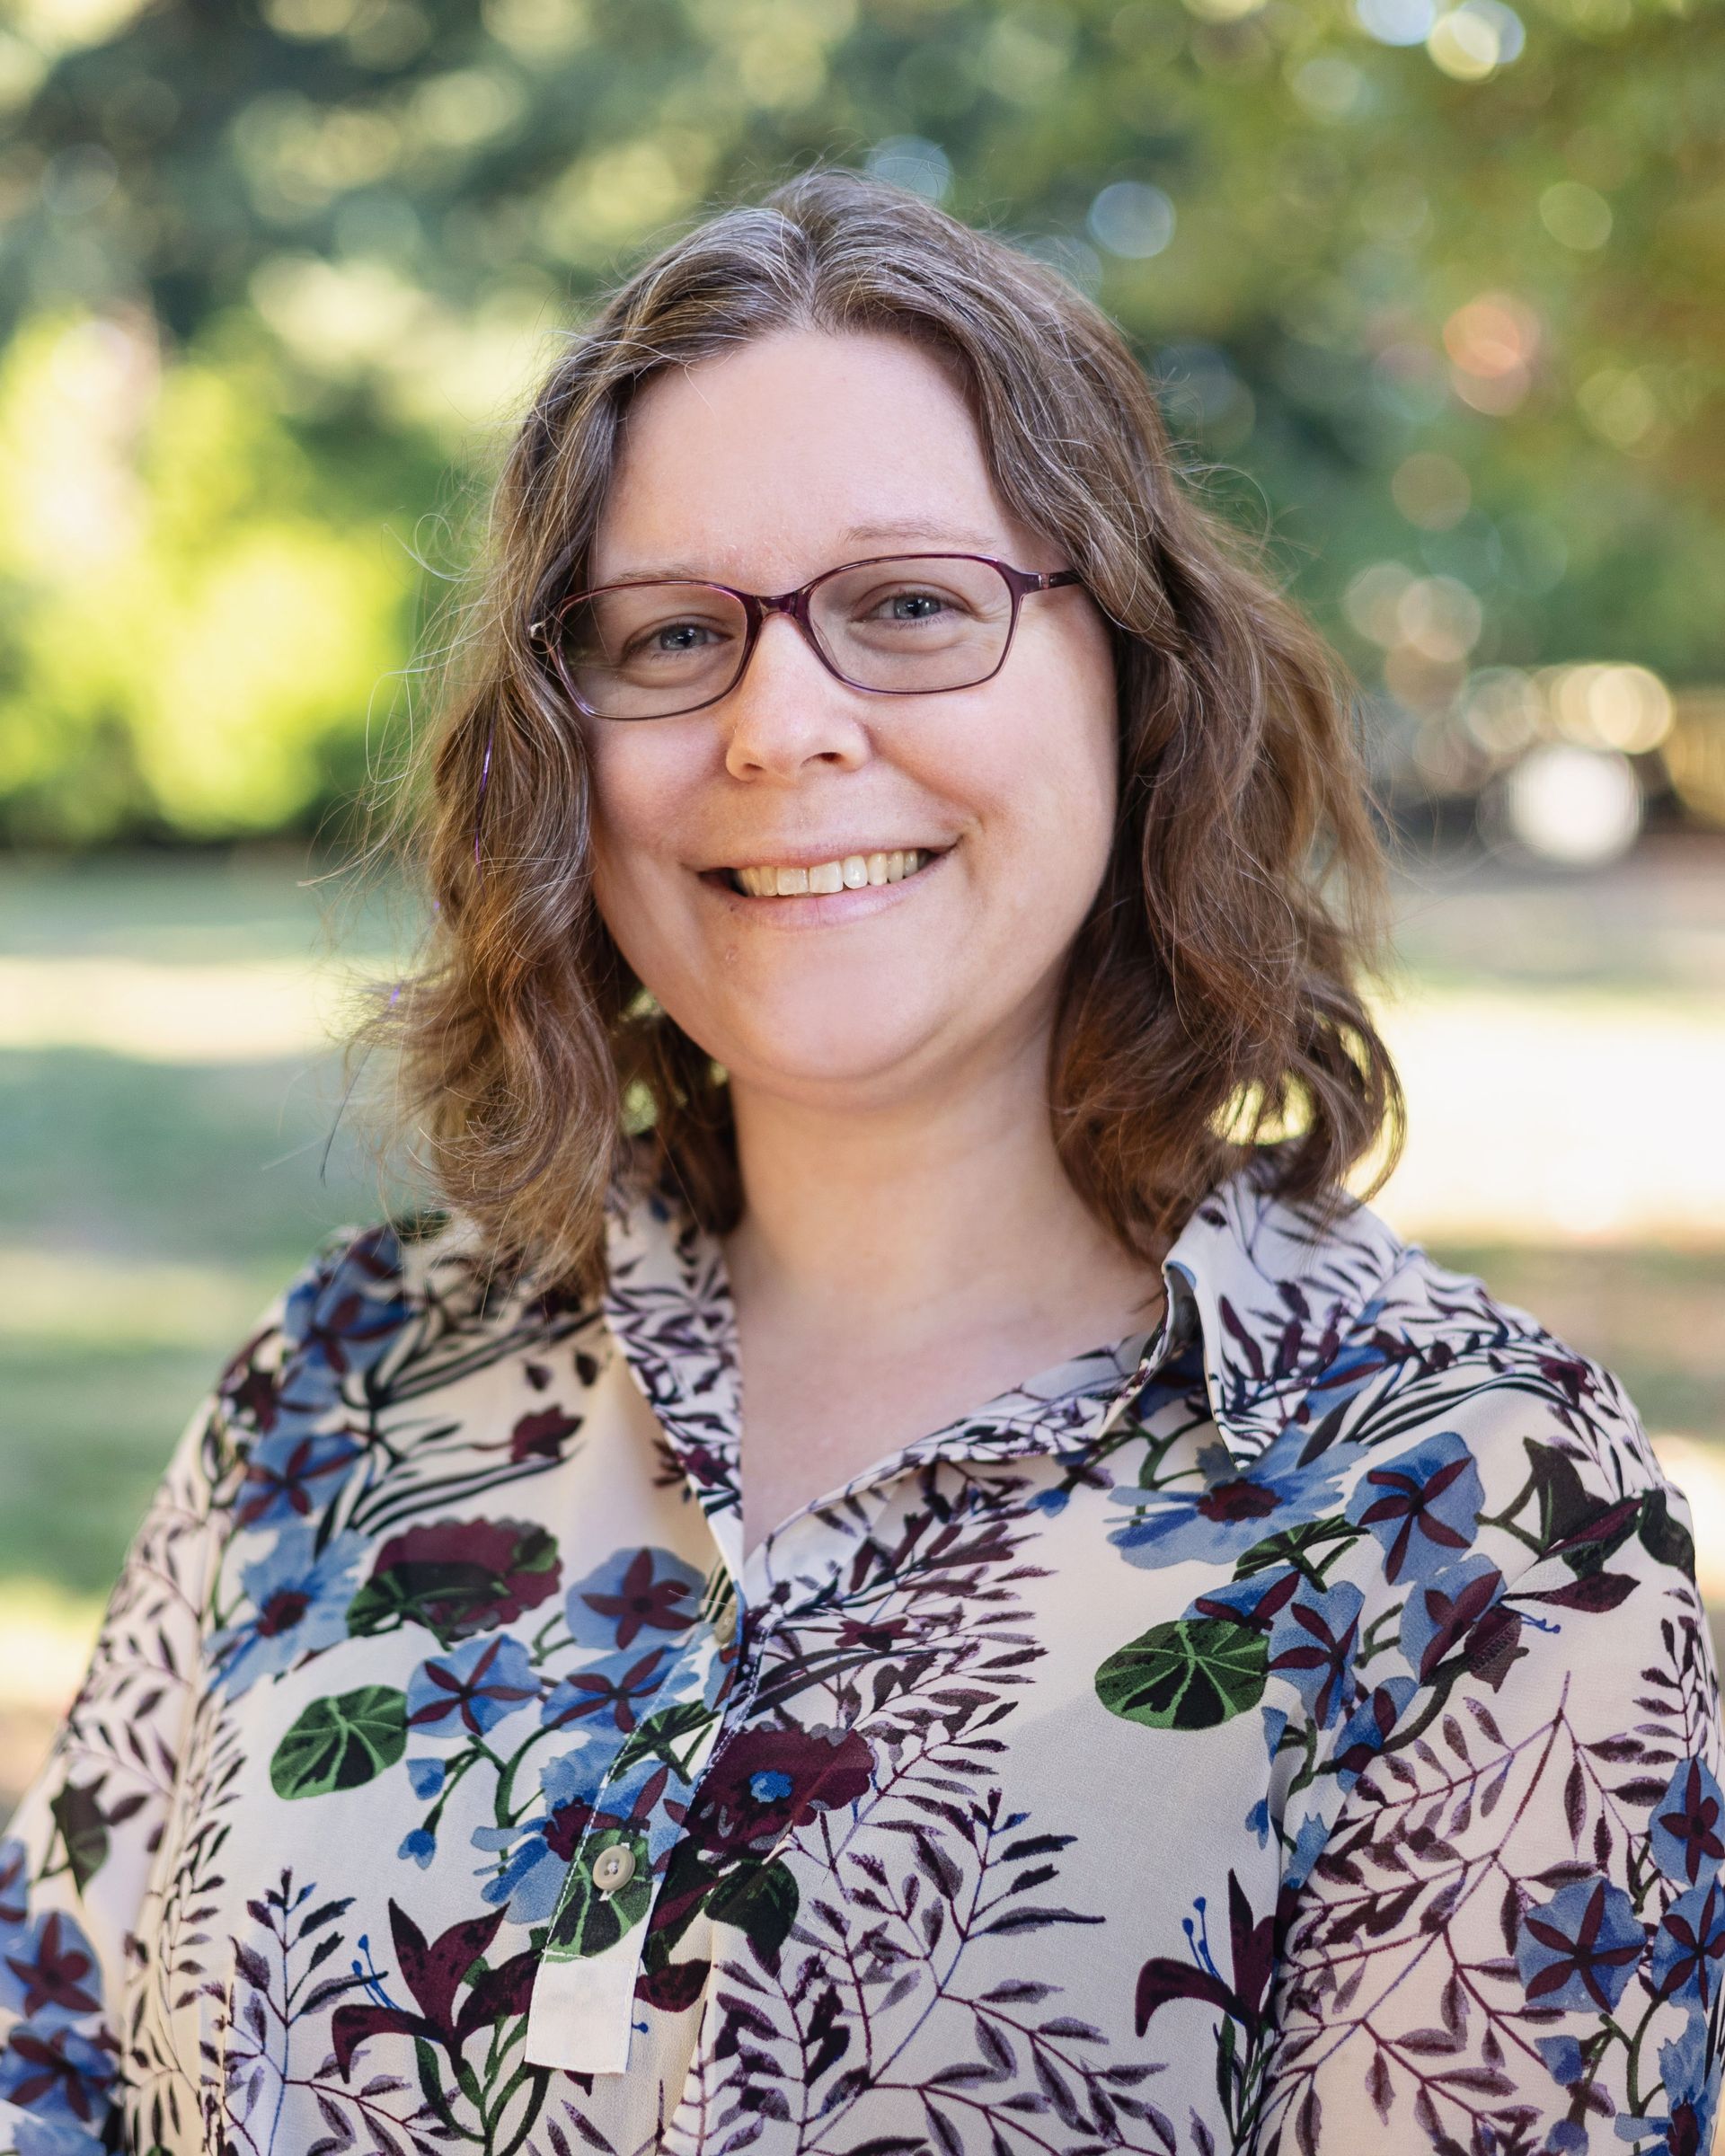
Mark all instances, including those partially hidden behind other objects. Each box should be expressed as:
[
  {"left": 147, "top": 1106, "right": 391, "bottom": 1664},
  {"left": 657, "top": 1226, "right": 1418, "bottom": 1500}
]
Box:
[{"left": 590, "top": 1843, "right": 636, "bottom": 1894}]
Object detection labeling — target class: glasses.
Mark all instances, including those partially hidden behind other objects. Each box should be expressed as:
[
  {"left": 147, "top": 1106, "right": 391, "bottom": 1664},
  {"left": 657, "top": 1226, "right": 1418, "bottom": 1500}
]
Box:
[{"left": 526, "top": 552, "right": 1084, "bottom": 722}]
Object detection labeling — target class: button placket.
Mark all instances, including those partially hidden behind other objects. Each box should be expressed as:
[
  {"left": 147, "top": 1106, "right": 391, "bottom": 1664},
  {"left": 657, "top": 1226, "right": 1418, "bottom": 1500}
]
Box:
[{"left": 523, "top": 1571, "right": 741, "bottom": 2075}]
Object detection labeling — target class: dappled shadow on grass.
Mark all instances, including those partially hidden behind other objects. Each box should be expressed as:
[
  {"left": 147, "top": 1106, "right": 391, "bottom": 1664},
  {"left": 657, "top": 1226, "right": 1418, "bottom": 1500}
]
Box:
[
  {"left": 0, "top": 1342, "right": 234, "bottom": 1599},
  {"left": 0, "top": 1045, "right": 387, "bottom": 1269}
]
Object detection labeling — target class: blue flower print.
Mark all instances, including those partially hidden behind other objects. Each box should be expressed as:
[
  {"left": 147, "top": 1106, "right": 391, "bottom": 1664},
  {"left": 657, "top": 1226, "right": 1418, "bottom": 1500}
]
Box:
[
  {"left": 406, "top": 1756, "right": 447, "bottom": 1800},
  {"left": 473, "top": 1739, "right": 667, "bottom": 1923},
  {"left": 1651, "top": 1759, "right": 1725, "bottom": 1890},
  {"left": 1535, "top": 2034, "right": 1588, "bottom": 2090},
  {"left": 1109, "top": 1430, "right": 1356, "bottom": 1570},
  {"left": 541, "top": 1645, "right": 672, "bottom": 1736},
  {"left": 1282, "top": 1808, "right": 1334, "bottom": 1895},
  {"left": 473, "top": 1748, "right": 607, "bottom": 1922},
  {"left": 280, "top": 1228, "right": 412, "bottom": 1392},
  {"left": 235, "top": 1427, "right": 362, "bottom": 1532},
  {"left": 1651, "top": 1879, "right": 1725, "bottom": 2008},
  {"left": 1331, "top": 1674, "right": 1418, "bottom": 1789},
  {"left": 1635, "top": 2013, "right": 1725, "bottom": 2153},
  {"left": 1268, "top": 1578, "right": 1364, "bottom": 1729},
  {"left": 0, "top": 1909, "right": 102, "bottom": 2028},
  {"left": 13, "top": 2111, "right": 107, "bottom": 2156},
  {"left": 405, "top": 1633, "right": 539, "bottom": 1741},
  {"left": 1346, "top": 1428, "right": 1483, "bottom": 1586},
  {"left": 562, "top": 1546, "right": 706, "bottom": 1653},
  {"left": 208, "top": 1524, "right": 370, "bottom": 1696},
  {"left": 398, "top": 1827, "right": 438, "bottom": 1869},
  {"left": 1398, "top": 1551, "right": 1507, "bottom": 1680},
  {"left": 1517, "top": 1875, "right": 1646, "bottom": 2012},
  {"left": 0, "top": 2017, "right": 116, "bottom": 2132}
]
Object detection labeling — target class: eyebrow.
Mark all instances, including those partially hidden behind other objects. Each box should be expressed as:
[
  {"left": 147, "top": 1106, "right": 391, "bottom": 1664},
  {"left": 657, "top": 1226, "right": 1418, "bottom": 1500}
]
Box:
[
  {"left": 599, "top": 518, "right": 1004, "bottom": 585},
  {"left": 838, "top": 517, "right": 1001, "bottom": 550}
]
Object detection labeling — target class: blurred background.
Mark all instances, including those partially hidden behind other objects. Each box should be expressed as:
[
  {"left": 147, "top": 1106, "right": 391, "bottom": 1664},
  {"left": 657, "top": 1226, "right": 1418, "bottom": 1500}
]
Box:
[{"left": 1, "top": 0, "right": 1721, "bottom": 1829}]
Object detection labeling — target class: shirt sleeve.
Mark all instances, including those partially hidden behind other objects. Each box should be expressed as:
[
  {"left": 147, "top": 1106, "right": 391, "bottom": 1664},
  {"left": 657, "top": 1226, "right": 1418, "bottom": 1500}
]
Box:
[
  {"left": 1250, "top": 1473, "right": 1725, "bottom": 2156},
  {"left": 0, "top": 1281, "right": 296, "bottom": 2156}
]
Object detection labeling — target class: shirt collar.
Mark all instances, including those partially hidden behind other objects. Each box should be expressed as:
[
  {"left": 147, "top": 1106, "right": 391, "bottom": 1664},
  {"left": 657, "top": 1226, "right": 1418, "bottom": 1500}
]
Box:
[
  {"left": 1106, "top": 1144, "right": 1410, "bottom": 1466},
  {"left": 597, "top": 1137, "right": 1412, "bottom": 1538}
]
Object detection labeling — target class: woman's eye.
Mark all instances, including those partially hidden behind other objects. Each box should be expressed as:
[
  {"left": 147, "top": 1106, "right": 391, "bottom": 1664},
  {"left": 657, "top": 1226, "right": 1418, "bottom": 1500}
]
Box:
[
  {"left": 632, "top": 621, "right": 719, "bottom": 658},
  {"left": 873, "top": 588, "right": 951, "bottom": 623}
]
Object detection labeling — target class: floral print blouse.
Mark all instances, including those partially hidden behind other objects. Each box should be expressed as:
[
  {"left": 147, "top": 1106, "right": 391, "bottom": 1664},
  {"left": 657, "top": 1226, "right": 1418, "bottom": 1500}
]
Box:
[{"left": 3, "top": 1136, "right": 1721, "bottom": 2156}]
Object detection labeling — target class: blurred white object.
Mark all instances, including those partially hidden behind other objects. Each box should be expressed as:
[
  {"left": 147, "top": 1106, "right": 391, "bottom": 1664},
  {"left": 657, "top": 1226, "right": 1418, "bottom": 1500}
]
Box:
[{"left": 1488, "top": 741, "right": 1643, "bottom": 866}]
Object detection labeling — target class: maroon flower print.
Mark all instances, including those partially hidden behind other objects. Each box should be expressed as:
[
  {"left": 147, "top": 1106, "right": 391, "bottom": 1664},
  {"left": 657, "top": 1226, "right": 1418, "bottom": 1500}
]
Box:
[
  {"left": 1197, "top": 1478, "right": 1283, "bottom": 1524},
  {"left": 509, "top": 1407, "right": 581, "bottom": 1463},
  {"left": 331, "top": 1901, "right": 536, "bottom": 2079},
  {"left": 686, "top": 1724, "right": 875, "bottom": 1856},
  {"left": 353, "top": 1517, "right": 563, "bottom": 1644}
]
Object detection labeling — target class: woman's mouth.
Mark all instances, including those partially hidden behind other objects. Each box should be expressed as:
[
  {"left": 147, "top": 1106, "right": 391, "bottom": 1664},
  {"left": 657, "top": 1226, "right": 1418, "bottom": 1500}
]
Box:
[
  {"left": 719, "top": 847, "right": 939, "bottom": 897},
  {"left": 694, "top": 844, "right": 954, "bottom": 921}
]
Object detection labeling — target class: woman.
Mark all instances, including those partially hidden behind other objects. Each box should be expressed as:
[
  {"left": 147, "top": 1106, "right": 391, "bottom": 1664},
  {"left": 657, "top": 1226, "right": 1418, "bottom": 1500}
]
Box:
[{"left": 3, "top": 168, "right": 1719, "bottom": 2156}]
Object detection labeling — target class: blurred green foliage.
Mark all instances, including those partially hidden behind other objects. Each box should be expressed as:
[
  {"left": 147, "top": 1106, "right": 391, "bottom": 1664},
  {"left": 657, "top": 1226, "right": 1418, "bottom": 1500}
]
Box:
[{"left": 0, "top": 0, "right": 1720, "bottom": 839}]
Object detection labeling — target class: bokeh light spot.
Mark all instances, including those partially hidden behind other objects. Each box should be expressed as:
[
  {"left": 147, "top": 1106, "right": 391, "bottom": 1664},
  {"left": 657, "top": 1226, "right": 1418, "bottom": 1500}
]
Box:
[
  {"left": 1086, "top": 180, "right": 1176, "bottom": 259},
  {"left": 1393, "top": 451, "right": 1472, "bottom": 530},
  {"left": 1540, "top": 180, "right": 1613, "bottom": 250},
  {"left": 1353, "top": 0, "right": 1435, "bottom": 45},
  {"left": 863, "top": 135, "right": 951, "bottom": 201}
]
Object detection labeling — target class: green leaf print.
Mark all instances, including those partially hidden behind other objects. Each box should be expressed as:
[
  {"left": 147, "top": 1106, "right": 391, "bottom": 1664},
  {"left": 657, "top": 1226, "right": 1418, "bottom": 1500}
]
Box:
[
  {"left": 545, "top": 1828, "right": 653, "bottom": 1960},
  {"left": 705, "top": 1858, "right": 800, "bottom": 1972},
  {"left": 613, "top": 1698, "right": 717, "bottom": 1781},
  {"left": 1639, "top": 1485, "right": 1697, "bottom": 1580},
  {"left": 270, "top": 1684, "right": 409, "bottom": 1799},
  {"left": 49, "top": 1780, "right": 109, "bottom": 1894},
  {"left": 1095, "top": 1617, "right": 1268, "bottom": 1731},
  {"left": 1233, "top": 1515, "right": 1358, "bottom": 1581}
]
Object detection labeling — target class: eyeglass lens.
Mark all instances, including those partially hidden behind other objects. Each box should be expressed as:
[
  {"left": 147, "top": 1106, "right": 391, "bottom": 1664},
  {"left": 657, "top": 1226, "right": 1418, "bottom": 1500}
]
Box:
[{"left": 553, "top": 555, "right": 1016, "bottom": 719}]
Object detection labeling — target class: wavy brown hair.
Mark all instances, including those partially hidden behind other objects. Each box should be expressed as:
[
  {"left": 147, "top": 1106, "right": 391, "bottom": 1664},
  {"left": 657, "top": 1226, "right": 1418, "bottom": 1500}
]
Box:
[{"left": 358, "top": 163, "right": 1406, "bottom": 1299}]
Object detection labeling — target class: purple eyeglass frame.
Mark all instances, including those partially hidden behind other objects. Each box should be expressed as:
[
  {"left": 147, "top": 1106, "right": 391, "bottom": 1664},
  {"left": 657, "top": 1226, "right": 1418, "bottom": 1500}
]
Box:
[{"left": 525, "top": 551, "right": 1084, "bottom": 721}]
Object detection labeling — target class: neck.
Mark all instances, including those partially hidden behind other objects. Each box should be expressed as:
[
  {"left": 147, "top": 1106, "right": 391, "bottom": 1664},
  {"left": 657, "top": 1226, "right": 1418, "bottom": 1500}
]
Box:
[{"left": 718, "top": 1045, "right": 1165, "bottom": 1357}]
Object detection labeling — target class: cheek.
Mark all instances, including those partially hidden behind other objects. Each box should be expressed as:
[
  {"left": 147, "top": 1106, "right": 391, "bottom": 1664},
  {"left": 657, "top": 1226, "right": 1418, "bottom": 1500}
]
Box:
[
  {"left": 588, "top": 734, "right": 657, "bottom": 853},
  {"left": 974, "top": 662, "right": 1119, "bottom": 896},
  {"left": 584, "top": 739, "right": 693, "bottom": 925}
]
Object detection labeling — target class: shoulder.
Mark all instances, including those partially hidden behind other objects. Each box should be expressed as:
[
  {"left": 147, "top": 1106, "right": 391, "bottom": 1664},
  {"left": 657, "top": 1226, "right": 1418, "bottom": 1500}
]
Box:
[
  {"left": 205, "top": 1208, "right": 588, "bottom": 1475},
  {"left": 1332, "top": 1224, "right": 1664, "bottom": 1515},
  {"left": 1187, "top": 1162, "right": 1670, "bottom": 1542}
]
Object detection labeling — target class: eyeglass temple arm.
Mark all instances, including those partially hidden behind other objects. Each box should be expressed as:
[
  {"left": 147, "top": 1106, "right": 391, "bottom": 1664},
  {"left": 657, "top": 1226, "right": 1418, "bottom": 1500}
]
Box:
[{"left": 1001, "top": 567, "right": 1084, "bottom": 596}]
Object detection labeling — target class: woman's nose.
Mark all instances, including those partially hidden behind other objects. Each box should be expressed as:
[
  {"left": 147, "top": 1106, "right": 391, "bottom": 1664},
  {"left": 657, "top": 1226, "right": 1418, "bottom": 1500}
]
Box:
[{"left": 720, "top": 610, "right": 871, "bottom": 782}]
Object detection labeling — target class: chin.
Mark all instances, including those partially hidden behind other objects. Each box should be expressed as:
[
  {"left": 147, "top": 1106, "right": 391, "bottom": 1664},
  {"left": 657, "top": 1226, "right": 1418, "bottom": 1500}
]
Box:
[{"left": 713, "top": 1003, "right": 949, "bottom": 1100}]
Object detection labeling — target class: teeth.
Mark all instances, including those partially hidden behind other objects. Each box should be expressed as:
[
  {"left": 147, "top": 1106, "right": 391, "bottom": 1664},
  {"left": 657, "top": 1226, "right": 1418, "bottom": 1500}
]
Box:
[{"left": 730, "top": 850, "right": 931, "bottom": 897}]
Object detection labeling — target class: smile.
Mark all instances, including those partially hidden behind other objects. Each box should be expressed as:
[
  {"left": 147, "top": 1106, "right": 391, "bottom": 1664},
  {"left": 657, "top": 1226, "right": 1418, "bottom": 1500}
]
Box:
[
  {"left": 694, "top": 844, "right": 954, "bottom": 924},
  {"left": 726, "top": 849, "right": 937, "bottom": 897}
]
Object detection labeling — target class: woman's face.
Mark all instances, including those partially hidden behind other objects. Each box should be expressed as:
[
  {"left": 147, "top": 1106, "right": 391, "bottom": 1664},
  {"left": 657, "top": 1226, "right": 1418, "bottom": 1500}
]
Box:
[{"left": 580, "top": 326, "right": 1119, "bottom": 1112}]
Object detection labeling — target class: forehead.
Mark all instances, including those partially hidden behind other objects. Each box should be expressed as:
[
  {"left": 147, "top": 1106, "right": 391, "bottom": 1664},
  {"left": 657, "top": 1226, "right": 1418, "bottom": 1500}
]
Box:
[{"left": 588, "top": 327, "right": 1024, "bottom": 587}]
